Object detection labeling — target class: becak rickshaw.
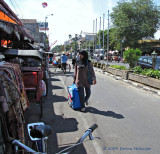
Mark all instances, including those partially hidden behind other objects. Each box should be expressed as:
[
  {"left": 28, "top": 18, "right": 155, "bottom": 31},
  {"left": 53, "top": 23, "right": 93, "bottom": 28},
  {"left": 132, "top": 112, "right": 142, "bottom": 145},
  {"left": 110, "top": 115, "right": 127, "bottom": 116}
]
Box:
[{"left": 3, "top": 48, "right": 46, "bottom": 118}]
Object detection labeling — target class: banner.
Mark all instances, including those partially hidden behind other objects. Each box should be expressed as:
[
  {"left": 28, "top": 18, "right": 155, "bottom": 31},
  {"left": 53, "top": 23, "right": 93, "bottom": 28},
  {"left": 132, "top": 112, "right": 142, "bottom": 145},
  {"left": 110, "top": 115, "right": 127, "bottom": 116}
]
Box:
[
  {"left": 38, "top": 22, "right": 49, "bottom": 30},
  {"left": 85, "top": 35, "right": 94, "bottom": 41}
]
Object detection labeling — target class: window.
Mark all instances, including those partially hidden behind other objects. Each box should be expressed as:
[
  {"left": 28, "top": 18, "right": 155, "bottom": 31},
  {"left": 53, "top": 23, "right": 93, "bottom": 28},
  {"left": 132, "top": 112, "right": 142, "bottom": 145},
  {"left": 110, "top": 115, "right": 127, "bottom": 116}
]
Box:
[
  {"left": 156, "top": 58, "right": 160, "bottom": 65},
  {"left": 148, "top": 59, "right": 152, "bottom": 64},
  {"left": 138, "top": 57, "right": 143, "bottom": 62},
  {"left": 142, "top": 58, "right": 148, "bottom": 63}
]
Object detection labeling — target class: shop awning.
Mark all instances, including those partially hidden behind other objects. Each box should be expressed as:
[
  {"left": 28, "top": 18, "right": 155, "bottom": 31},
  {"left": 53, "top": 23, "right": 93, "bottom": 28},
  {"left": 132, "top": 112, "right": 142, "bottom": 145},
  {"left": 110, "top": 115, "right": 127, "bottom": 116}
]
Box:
[{"left": 0, "top": 0, "right": 34, "bottom": 42}]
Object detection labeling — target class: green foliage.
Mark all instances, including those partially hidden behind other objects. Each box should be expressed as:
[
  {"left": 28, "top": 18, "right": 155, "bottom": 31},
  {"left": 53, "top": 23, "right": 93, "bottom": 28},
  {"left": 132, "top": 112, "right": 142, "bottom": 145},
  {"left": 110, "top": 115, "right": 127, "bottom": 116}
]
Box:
[
  {"left": 133, "top": 66, "right": 160, "bottom": 79},
  {"left": 51, "top": 45, "right": 63, "bottom": 52},
  {"left": 123, "top": 48, "right": 142, "bottom": 68},
  {"left": 96, "top": 28, "right": 120, "bottom": 51},
  {"left": 109, "top": 65, "right": 127, "bottom": 70},
  {"left": 133, "top": 66, "right": 143, "bottom": 74},
  {"left": 110, "top": 0, "right": 160, "bottom": 48}
]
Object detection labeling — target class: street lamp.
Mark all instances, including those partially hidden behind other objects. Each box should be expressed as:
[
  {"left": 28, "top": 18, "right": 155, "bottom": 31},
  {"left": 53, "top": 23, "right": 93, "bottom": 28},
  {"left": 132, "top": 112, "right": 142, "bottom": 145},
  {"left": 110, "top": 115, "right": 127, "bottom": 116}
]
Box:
[
  {"left": 45, "top": 14, "right": 53, "bottom": 48},
  {"left": 68, "top": 34, "right": 82, "bottom": 57},
  {"left": 151, "top": 50, "right": 157, "bottom": 70},
  {"left": 121, "top": 37, "right": 125, "bottom": 58}
]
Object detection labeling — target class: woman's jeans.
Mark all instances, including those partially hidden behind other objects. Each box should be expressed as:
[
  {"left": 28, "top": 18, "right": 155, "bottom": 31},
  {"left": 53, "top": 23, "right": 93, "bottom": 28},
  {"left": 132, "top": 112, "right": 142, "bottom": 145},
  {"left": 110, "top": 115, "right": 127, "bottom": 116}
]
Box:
[{"left": 78, "top": 86, "right": 91, "bottom": 108}]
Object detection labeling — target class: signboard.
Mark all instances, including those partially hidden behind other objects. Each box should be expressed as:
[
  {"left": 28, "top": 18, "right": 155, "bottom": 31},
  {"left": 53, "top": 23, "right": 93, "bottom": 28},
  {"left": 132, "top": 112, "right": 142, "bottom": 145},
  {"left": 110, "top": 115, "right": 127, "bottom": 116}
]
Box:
[
  {"left": 38, "top": 22, "right": 49, "bottom": 30},
  {"left": 85, "top": 35, "right": 94, "bottom": 41},
  {"left": 95, "top": 45, "right": 102, "bottom": 49}
]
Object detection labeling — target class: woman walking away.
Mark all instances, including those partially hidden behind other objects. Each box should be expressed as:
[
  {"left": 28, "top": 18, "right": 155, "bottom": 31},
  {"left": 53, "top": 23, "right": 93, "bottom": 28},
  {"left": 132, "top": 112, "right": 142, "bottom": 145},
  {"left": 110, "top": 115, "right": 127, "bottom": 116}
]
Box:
[{"left": 73, "top": 50, "right": 96, "bottom": 112}]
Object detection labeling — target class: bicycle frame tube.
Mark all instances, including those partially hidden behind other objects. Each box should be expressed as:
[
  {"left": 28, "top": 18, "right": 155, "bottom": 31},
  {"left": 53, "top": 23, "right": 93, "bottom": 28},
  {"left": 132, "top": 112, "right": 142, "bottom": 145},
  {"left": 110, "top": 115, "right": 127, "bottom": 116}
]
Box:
[
  {"left": 66, "top": 129, "right": 93, "bottom": 154},
  {"left": 12, "top": 139, "right": 37, "bottom": 153}
]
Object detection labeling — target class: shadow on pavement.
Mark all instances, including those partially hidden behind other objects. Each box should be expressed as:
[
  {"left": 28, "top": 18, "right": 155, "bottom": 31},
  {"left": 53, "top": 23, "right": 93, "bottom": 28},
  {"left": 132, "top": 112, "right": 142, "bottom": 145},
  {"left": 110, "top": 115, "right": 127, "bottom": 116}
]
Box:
[
  {"left": 52, "top": 85, "right": 63, "bottom": 89},
  {"left": 50, "top": 71, "right": 74, "bottom": 77},
  {"left": 86, "top": 106, "right": 124, "bottom": 119},
  {"left": 50, "top": 78, "right": 61, "bottom": 81},
  {"left": 52, "top": 95, "right": 68, "bottom": 102}
]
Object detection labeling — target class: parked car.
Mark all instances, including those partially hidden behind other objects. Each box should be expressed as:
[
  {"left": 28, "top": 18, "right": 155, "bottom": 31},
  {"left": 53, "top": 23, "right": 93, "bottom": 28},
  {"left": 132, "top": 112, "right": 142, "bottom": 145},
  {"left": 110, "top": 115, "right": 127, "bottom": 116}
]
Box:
[{"left": 137, "top": 56, "right": 160, "bottom": 70}]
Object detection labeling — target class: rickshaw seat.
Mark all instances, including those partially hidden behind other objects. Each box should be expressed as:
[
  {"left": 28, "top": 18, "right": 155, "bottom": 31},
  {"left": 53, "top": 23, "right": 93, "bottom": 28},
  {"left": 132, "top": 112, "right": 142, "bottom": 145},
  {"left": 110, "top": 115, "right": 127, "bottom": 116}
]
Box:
[{"left": 23, "top": 72, "right": 38, "bottom": 88}]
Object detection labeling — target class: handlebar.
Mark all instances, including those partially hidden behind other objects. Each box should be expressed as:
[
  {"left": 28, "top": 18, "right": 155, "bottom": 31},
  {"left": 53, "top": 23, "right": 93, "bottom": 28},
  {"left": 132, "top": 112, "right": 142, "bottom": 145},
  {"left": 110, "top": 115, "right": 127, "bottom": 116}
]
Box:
[
  {"left": 64, "top": 123, "right": 98, "bottom": 154},
  {"left": 8, "top": 123, "right": 98, "bottom": 154},
  {"left": 89, "top": 124, "right": 98, "bottom": 132},
  {"left": 8, "top": 137, "right": 37, "bottom": 153}
]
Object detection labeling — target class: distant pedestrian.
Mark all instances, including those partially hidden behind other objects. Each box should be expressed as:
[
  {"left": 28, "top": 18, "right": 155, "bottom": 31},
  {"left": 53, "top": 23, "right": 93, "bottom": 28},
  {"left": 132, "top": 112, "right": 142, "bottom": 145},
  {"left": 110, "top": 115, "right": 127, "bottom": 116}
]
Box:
[
  {"left": 61, "top": 52, "right": 68, "bottom": 74},
  {"left": 73, "top": 50, "right": 96, "bottom": 112},
  {"left": 72, "top": 56, "right": 76, "bottom": 69},
  {"left": 96, "top": 55, "right": 100, "bottom": 62}
]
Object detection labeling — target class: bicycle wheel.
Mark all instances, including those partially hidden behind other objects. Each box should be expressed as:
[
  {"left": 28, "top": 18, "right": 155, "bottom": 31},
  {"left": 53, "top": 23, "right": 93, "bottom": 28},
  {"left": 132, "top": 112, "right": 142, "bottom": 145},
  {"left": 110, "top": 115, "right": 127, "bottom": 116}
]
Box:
[
  {"left": 40, "top": 97, "right": 43, "bottom": 118},
  {"left": 45, "top": 80, "right": 48, "bottom": 96},
  {"left": 66, "top": 64, "right": 71, "bottom": 73}
]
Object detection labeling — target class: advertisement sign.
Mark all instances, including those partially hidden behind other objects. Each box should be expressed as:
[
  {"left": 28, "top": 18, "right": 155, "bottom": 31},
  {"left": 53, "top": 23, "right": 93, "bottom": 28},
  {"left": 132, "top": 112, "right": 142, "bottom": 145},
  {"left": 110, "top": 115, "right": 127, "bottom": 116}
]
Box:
[
  {"left": 38, "top": 22, "right": 49, "bottom": 30},
  {"left": 85, "top": 35, "right": 94, "bottom": 41}
]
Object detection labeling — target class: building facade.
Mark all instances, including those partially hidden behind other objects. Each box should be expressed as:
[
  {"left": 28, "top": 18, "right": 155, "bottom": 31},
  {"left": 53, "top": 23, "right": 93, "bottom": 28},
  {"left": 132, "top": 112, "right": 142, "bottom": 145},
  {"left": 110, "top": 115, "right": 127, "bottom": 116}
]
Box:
[{"left": 21, "top": 19, "right": 48, "bottom": 48}]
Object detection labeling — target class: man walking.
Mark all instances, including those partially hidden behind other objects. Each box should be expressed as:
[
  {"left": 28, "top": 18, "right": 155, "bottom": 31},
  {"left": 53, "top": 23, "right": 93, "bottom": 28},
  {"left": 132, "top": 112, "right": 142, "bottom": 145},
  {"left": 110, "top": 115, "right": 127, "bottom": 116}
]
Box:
[{"left": 61, "top": 52, "right": 68, "bottom": 74}]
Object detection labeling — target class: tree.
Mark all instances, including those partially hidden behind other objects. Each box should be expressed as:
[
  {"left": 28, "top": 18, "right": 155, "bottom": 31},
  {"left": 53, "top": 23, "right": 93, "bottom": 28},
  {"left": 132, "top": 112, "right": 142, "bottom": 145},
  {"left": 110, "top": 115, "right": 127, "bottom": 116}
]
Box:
[
  {"left": 110, "top": 0, "right": 160, "bottom": 48},
  {"left": 96, "top": 28, "right": 120, "bottom": 50},
  {"left": 123, "top": 48, "right": 142, "bottom": 68}
]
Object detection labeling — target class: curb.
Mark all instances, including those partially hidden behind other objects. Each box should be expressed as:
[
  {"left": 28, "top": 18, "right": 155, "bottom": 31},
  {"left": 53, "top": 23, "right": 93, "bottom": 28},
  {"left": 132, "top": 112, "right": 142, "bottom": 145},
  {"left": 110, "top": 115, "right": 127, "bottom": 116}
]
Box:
[{"left": 94, "top": 68, "right": 160, "bottom": 96}]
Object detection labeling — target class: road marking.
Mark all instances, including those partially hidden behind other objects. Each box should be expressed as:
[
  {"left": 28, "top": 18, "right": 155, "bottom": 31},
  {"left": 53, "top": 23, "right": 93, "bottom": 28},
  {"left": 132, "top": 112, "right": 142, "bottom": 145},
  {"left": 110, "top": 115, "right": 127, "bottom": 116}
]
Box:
[{"left": 59, "top": 75, "right": 104, "bottom": 154}]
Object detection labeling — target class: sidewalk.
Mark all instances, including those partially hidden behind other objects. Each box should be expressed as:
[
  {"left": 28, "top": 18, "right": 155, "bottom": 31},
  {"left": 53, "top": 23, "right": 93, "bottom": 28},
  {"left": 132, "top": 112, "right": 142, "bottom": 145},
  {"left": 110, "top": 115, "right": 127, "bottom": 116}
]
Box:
[
  {"left": 24, "top": 66, "right": 96, "bottom": 154},
  {"left": 94, "top": 67, "right": 160, "bottom": 97}
]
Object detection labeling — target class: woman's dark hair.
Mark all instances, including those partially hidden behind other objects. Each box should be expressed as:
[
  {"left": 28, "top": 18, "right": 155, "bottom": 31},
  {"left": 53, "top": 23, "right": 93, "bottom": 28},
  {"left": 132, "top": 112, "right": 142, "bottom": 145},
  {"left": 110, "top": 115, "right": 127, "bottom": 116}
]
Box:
[
  {"left": 79, "top": 50, "right": 90, "bottom": 66},
  {"left": 79, "top": 50, "right": 88, "bottom": 60}
]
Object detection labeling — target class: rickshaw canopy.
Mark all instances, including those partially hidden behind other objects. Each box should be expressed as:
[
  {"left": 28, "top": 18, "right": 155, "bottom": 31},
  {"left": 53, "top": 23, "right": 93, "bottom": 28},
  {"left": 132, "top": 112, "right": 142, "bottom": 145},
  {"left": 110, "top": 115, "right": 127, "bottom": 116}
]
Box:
[{"left": 2, "top": 48, "right": 43, "bottom": 60}]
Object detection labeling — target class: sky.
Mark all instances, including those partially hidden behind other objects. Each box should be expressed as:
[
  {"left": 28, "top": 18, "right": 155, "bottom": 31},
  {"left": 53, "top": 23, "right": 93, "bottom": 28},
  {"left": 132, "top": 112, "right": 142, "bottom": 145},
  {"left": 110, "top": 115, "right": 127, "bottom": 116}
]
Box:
[{"left": 4, "top": 0, "right": 160, "bottom": 47}]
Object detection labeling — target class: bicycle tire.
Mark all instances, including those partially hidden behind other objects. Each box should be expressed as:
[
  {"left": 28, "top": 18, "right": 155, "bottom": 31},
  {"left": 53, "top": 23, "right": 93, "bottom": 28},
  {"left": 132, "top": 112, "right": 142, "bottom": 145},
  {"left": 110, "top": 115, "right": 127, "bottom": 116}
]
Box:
[
  {"left": 45, "top": 80, "right": 48, "bottom": 96},
  {"left": 66, "top": 64, "right": 71, "bottom": 73},
  {"left": 40, "top": 97, "right": 43, "bottom": 118}
]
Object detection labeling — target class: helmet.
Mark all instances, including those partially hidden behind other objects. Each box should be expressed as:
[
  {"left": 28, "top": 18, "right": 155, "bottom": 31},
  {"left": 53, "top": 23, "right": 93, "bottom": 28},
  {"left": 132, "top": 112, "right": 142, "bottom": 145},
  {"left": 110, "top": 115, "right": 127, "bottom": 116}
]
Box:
[{"left": 62, "top": 52, "right": 65, "bottom": 55}]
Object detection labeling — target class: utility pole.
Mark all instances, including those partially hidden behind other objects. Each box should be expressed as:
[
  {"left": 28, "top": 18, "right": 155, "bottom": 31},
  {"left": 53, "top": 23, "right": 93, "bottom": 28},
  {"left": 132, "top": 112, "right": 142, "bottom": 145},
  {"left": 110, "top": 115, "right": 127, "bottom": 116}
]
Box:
[
  {"left": 107, "top": 10, "right": 109, "bottom": 65},
  {"left": 93, "top": 20, "right": 95, "bottom": 59},
  {"left": 99, "top": 17, "right": 101, "bottom": 50},
  {"left": 96, "top": 18, "right": 97, "bottom": 50},
  {"left": 103, "top": 14, "right": 105, "bottom": 58}
]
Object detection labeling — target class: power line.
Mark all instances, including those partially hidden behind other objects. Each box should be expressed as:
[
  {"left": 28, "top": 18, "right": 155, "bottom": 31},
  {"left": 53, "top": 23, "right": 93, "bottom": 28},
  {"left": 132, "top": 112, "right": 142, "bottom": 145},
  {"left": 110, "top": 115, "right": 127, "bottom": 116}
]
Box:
[
  {"left": 9, "top": 0, "right": 23, "bottom": 19},
  {"left": 12, "top": 0, "right": 24, "bottom": 19},
  {"left": 9, "top": 0, "right": 19, "bottom": 17}
]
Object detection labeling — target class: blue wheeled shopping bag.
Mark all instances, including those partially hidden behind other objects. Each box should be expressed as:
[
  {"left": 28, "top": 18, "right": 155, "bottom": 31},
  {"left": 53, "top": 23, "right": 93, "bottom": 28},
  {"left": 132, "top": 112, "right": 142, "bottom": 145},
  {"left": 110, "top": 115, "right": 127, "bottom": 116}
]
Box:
[{"left": 67, "top": 83, "right": 81, "bottom": 109}]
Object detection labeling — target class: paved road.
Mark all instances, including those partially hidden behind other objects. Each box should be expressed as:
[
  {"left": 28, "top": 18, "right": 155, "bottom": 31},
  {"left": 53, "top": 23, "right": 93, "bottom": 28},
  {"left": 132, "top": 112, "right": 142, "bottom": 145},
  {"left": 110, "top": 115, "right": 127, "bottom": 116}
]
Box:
[{"left": 25, "top": 62, "right": 160, "bottom": 154}]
